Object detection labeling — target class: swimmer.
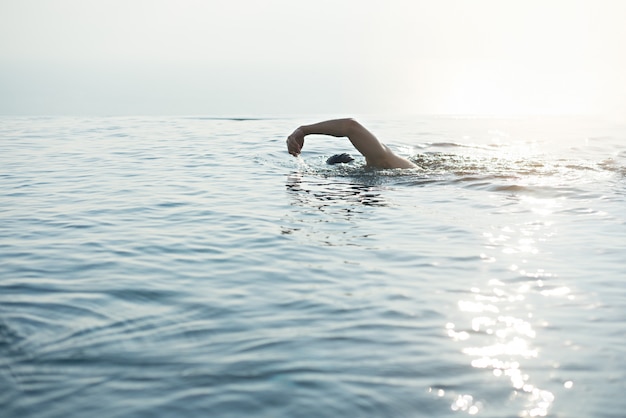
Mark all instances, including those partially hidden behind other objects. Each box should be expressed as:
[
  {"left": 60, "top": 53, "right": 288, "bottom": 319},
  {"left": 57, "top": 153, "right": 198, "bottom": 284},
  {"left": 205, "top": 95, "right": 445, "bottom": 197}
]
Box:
[{"left": 286, "top": 118, "right": 417, "bottom": 169}]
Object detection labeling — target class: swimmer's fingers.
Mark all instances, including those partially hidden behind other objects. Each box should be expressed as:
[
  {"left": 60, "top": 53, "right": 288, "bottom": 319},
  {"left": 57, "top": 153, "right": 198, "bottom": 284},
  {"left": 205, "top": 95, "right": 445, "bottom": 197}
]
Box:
[
  {"left": 286, "top": 128, "right": 305, "bottom": 156},
  {"left": 286, "top": 137, "right": 300, "bottom": 156}
]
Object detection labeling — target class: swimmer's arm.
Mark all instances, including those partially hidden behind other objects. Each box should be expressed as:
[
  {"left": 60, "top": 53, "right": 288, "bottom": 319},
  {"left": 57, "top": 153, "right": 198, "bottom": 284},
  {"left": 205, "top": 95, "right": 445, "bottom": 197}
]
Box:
[{"left": 286, "top": 118, "right": 416, "bottom": 169}]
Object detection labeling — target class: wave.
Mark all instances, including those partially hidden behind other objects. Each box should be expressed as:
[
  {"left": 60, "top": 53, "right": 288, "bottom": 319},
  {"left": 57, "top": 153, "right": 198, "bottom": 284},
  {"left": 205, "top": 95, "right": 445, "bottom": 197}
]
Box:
[
  {"left": 263, "top": 145, "right": 625, "bottom": 200},
  {"left": 422, "top": 142, "right": 503, "bottom": 150},
  {"left": 410, "top": 152, "right": 616, "bottom": 176},
  {"left": 182, "top": 117, "right": 271, "bottom": 121}
]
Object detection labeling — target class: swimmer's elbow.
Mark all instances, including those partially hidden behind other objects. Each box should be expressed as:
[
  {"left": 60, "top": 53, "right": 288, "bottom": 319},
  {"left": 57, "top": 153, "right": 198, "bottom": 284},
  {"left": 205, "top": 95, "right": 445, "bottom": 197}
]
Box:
[{"left": 343, "top": 118, "right": 362, "bottom": 135}]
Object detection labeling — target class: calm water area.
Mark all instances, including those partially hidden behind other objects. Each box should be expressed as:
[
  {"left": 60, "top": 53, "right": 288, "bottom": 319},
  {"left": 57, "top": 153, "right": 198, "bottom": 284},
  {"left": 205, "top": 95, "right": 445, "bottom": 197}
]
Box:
[{"left": 1, "top": 115, "right": 625, "bottom": 417}]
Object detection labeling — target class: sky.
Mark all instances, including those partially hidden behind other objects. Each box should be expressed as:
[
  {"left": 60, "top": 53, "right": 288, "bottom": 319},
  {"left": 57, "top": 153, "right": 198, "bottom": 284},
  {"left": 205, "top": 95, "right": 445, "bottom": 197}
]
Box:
[{"left": 1, "top": 0, "right": 625, "bottom": 117}]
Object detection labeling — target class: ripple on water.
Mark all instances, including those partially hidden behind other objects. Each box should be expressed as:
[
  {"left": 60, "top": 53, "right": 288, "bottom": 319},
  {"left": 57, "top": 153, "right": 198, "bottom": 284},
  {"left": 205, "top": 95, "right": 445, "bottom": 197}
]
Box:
[{"left": 1, "top": 116, "right": 625, "bottom": 418}]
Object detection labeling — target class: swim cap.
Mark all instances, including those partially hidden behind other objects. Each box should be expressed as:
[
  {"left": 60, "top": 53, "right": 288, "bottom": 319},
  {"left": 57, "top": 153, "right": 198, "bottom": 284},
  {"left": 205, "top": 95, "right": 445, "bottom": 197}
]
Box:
[{"left": 326, "top": 153, "right": 355, "bottom": 165}]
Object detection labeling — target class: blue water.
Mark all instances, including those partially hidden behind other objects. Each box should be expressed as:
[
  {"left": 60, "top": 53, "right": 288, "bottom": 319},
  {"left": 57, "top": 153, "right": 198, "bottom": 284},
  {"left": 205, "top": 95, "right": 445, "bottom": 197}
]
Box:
[{"left": 1, "top": 115, "right": 625, "bottom": 417}]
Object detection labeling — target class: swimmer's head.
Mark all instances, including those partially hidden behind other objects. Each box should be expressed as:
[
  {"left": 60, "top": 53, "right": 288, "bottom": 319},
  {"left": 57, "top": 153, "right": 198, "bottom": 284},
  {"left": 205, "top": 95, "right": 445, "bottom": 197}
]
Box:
[{"left": 326, "top": 153, "right": 355, "bottom": 165}]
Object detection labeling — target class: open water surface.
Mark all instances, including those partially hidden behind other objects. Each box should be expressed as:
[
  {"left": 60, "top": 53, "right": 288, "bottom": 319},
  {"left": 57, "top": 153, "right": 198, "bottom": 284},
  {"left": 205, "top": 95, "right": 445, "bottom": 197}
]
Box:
[{"left": 1, "top": 115, "right": 625, "bottom": 417}]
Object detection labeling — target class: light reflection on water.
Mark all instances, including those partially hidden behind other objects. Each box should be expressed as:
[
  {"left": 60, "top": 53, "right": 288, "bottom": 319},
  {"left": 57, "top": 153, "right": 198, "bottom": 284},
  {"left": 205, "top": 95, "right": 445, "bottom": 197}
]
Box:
[{"left": 445, "top": 193, "right": 581, "bottom": 417}]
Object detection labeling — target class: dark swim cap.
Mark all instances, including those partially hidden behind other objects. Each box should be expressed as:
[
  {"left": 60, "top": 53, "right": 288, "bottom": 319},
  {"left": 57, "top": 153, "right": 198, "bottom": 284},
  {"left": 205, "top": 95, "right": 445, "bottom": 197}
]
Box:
[{"left": 326, "top": 153, "right": 355, "bottom": 165}]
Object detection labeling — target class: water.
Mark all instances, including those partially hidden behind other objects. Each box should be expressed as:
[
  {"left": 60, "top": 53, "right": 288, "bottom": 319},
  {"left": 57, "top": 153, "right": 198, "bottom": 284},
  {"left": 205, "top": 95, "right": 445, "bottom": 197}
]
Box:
[{"left": 1, "top": 115, "right": 625, "bottom": 417}]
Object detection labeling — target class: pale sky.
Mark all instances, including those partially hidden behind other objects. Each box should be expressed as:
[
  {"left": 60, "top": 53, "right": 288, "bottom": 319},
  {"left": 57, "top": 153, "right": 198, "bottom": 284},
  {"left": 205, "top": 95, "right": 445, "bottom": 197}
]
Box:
[{"left": 1, "top": 0, "right": 625, "bottom": 117}]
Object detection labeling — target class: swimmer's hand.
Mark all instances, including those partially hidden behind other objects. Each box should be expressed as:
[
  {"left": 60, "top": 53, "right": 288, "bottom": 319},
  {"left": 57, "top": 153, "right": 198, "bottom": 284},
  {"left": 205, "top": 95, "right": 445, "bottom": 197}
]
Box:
[{"left": 286, "top": 127, "right": 305, "bottom": 157}]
